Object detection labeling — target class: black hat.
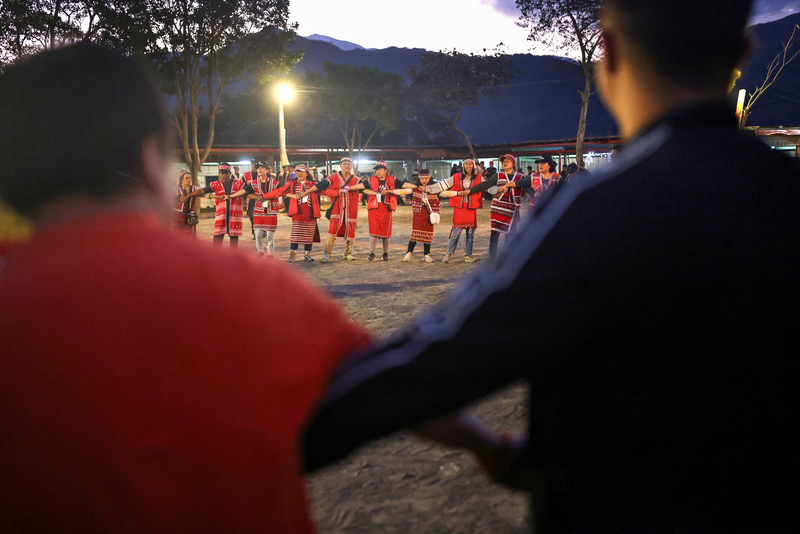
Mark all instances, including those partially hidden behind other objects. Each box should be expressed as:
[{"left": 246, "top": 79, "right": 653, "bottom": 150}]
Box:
[
  {"left": 374, "top": 160, "right": 388, "bottom": 170},
  {"left": 256, "top": 161, "right": 268, "bottom": 169},
  {"left": 218, "top": 162, "right": 232, "bottom": 173},
  {"left": 535, "top": 155, "right": 556, "bottom": 168},
  {"left": 418, "top": 169, "right": 431, "bottom": 176}
]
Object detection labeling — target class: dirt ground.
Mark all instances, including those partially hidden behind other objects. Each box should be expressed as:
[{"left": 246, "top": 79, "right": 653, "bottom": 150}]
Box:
[{"left": 196, "top": 201, "right": 531, "bottom": 532}]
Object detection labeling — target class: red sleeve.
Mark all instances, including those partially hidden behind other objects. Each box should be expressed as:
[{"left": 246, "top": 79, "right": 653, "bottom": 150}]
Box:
[{"left": 262, "top": 181, "right": 292, "bottom": 200}]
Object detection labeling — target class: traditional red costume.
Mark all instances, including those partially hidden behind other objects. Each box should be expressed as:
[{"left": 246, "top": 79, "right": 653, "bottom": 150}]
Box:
[
  {"left": 251, "top": 177, "right": 280, "bottom": 232},
  {"left": 366, "top": 175, "right": 397, "bottom": 238},
  {"left": 410, "top": 189, "right": 440, "bottom": 244},
  {"left": 263, "top": 180, "right": 321, "bottom": 245},
  {"left": 174, "top": 183, "right": 200, "bottom": 233},
  {"left": 327, "top": 172, "right": 361, "bottom": 241},
  {"left": 490, "top": 171, "right": 524, "bottom": 233},
  {"left": 210, "top": 179, "right": 245, "bottom": 237},
  {"left": 448, "top": 172, "right": 483, "bottom": 230}
]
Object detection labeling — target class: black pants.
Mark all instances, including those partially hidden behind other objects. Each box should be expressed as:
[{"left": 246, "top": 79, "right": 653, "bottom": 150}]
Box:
[
  {"left": 248, "top": 199, "right": 255, "bottom": 235},
  {"left": 213, "top": 235, "right": 238, "bottom": 247},
  {"left": 407, "top": 240, "right": 430, "bottom": 255},
  {"left": 489, "top": 231, "right": 500, "bottom": 258}
]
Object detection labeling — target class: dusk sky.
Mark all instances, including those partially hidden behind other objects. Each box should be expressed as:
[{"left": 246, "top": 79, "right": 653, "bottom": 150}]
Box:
[{"left": 289, "top": 0, "right": 800, "bottom": 55}]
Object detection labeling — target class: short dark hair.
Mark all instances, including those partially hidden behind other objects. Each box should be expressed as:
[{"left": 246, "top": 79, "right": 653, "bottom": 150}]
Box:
[
  {"left": 605, "top": 0, "right": 752, "bottom": 90},
  {"left": 0, "top": 43, "right": 169, "bottom": 217}
]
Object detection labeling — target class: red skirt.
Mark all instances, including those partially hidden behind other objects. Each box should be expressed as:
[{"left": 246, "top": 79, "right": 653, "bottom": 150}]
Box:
[
  {"left": 452, "top": 207, "right": 477, "bottom": 229},
  {"left": 368, "top": 204, "right": 393, "bottom": 238},
  {"left": 254, "top": 213, "right": 278, "bottom": 232}
]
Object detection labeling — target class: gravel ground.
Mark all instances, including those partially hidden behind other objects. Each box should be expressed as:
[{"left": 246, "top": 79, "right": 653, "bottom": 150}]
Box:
[{"left": 196, "top": 201, "right": 531, "bottom": 532}]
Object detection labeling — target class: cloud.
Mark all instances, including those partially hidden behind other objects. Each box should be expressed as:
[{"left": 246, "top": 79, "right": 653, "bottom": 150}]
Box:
[{"left": 479, "top": 0, "right": 520, "bottom": 18}]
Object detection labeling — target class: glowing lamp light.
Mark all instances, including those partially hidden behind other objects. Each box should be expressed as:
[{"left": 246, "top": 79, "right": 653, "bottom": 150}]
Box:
[{"left": 276, "top": 83, "right": 294, "bottom": 103}]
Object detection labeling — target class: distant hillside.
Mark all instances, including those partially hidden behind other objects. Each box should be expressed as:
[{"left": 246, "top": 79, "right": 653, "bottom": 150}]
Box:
[
  {"left": 216, "top": 14, "right": 800, "bottom": 146},
  {"left": 287, "top": 35, "right": 617, "bottom": 143},
  {"left": 304, "top": 34, "right": 366, "bottom": 51}
]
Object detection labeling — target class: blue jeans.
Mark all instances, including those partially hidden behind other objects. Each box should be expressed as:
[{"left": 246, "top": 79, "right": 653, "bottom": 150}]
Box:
[{"left": 447, "top": 227, "right": 474, "bottom": 256}]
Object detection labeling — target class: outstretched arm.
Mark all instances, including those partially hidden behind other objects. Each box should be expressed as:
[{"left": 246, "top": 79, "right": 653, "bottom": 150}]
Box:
[
  {"left": 179, "top": 188, "right": 209, "bottom": 203},
  {"left": 261, "top": 181, "right": 293, "bottom": 200},
  {"left": 426, "top": 177, "right": 454, "bottom": 195},
  {"left": 463, "top": 175, "right": 498, "bottom": 196},
  {"left": 499, "top": 175, "right": 532, "bottom": 194}
]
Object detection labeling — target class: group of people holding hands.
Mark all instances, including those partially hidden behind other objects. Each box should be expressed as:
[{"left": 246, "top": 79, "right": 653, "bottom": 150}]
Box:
[{"left": 174, "top": 153, "right": 565, "bottom": 263}]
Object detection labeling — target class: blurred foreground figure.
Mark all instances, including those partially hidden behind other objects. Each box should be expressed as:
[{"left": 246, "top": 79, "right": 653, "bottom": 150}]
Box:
[
  {"left": 304, "top": 0, "right": 800, "bottom": 531},
  {"left": 0, "top": 43, "right": 369, "bottom": 532}
]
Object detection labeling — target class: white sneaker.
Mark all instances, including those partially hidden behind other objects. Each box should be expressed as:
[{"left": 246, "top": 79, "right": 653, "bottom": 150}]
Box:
[
  {"left": 423, "top": 254, "right": 434, "bottom": 263},
  {"left": 288, "top": 251, "right": 296, "bottom": 263},
  {"left": 442, "top": 252, "right": 451, "bottom": 263},
  {"left": 321, "top": 253, "right": 330, "bottom": 263},
  {"left": 403, "top": 252, "right": 412, "bottom": 262}
]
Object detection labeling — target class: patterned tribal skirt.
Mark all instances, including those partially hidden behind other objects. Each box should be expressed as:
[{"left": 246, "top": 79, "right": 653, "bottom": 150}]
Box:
[
  {"left": 490, "top": 198, "right": 519, "bottom": 234},
  {"left": 410, "top": 209, "right": 435, "bottom": 244},
  {"left": 290, "top": 219, "right": 319, "bottom": 244}
]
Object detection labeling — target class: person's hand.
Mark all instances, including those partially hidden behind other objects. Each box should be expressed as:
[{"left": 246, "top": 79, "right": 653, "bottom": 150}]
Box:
[
  {"left": 498, "top": 184, "right": 510, "bottom": 193},
  {"left": 179, "top": 195, "right": 188, "bottom": 202}
]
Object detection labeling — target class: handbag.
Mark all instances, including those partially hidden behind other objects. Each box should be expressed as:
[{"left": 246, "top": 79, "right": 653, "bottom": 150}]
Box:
[
  {"left": 421, "top": 194, "right": 439, "bottom": 225},
  {"left": 185, "top": 214, "right": 199, "bottom": 226}
]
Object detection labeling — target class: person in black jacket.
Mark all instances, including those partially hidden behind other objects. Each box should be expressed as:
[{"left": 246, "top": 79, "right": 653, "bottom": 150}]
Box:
[{"left": 304, "top": 0, "right": 800, "bottom": 531}]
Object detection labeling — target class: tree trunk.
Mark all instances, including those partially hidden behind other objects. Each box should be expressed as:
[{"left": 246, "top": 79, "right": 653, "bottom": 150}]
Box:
[
  {"left": 451, "top": 108, "right": 477, "bottom": 161},
  {"left": 575, "top": 68, "right": 592, "bottom": 167}
]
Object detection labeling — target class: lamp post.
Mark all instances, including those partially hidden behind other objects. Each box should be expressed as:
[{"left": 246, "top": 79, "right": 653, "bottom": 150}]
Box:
[{"left": 276, "top": 82, "right": 294, "bottom": 166}]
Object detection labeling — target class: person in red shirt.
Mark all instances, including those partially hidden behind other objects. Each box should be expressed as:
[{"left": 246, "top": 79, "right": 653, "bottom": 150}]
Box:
[{"left": 0, "top": 43, "right": 370, "bottom": 533}]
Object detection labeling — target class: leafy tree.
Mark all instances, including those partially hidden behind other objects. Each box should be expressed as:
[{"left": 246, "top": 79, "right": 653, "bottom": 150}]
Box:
[
  {"left": 0, "top": 0, "right": 154, "bottom": 69},
  {"left": 304, "top": 63, "right": 406, "bottom": 165},
  {"left": 407, "top": 49, "right": 516, "bottom": 161},
  {"left": 0, "top": 0, "right": 300, "bottom": 181},
  {"left": 517, "top": 0, "right": 602, "bottom": 166},
  {"left": 147, "top": 1, "right": 300, "bottom": 181},
  {"left": 1, "top": 0, "right": 84, "bottom": 68}
]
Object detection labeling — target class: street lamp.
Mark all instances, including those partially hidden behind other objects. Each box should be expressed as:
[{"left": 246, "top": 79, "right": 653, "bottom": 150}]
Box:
[{"left": 276, "top": 82, "right": 294, "bottom": 166}]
